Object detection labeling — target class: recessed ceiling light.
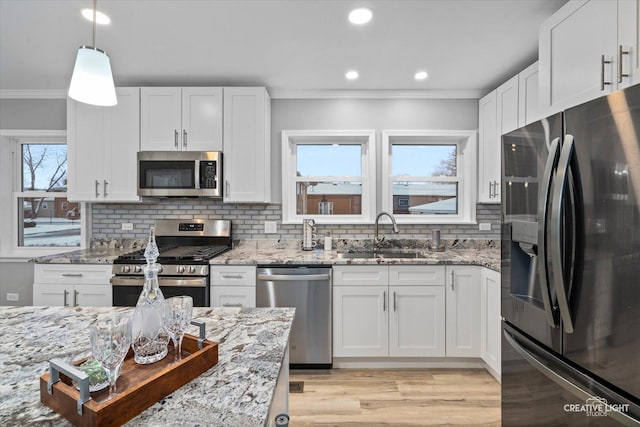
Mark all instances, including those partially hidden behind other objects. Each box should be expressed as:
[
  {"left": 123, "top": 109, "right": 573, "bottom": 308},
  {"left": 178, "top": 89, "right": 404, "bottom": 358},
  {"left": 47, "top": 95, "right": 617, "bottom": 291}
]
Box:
[
  {"left": 81, "top": 8, "right": 111, "bottom": 25},
  {"left": 415, "top": 71, "right": 429, "bottom": 80},
  {"left": 348, "top": 8, "right": 373, "bottom": 25},
  {"left": 345, "top": 70, "right": 359, "bottom": 80}
]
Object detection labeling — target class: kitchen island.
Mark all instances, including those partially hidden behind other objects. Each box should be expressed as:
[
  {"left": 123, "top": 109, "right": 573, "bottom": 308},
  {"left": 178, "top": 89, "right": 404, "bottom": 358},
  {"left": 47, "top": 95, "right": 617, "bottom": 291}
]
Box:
[{"left": 0, "top": 306, "right": 294, "bottom": 426}]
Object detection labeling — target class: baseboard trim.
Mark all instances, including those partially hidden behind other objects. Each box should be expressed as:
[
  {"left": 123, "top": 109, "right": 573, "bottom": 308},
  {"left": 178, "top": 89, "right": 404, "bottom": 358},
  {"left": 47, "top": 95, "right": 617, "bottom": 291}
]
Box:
[{"left": 332, "top": 357, "right": 484, "bottom": 369}]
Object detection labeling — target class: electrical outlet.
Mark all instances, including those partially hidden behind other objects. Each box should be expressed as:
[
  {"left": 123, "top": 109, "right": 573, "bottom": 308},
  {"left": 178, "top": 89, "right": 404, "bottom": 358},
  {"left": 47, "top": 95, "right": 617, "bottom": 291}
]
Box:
[
  {"left": 264, "top": 221, "right": 277, "bottom": 234},
  {"left": 6, "top": 293, "right": 19, "bottom": 302},
  {"left": 479, "top": 223, "right": 492, "bottom": 231},
  {"left": 121, "top": 223, "right": 134, "bottom": 231}
]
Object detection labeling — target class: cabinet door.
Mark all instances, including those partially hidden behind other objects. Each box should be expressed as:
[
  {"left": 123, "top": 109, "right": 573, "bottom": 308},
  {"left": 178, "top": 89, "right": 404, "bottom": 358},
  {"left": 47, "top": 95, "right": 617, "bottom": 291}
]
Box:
[
  {"left": 211, "top": 286, "right": 256, "bottom": 308},
  {"left": 223, "top": 87, "right": 271, "bottom": 203},
  {"left": 333, "top": 285, "right": 388, "bottom": 357},
  {"left": 539, "top": 0, "right": 618, "bottom": 114},
  {"left": 33, "top": 284, "right": 69, "bottom": 306},
  {"left": 445, "top": 266, "right": 481, "bottom": 357},
  {"left": 210, "top": 265, "right": 256, "bottom": 286},
  {"left": 618, "top": 0, "right": 640, "bottom": 88},
  {"left": 74, "top": 284, "right": 112, "bottom": 307},
  {"left": 497, "top": 75, "right": 519, "bottom": 136},
  {"left": 181, "top": 88, "right": 223, "bottom": 151},
  {"left": 481, "top": 269, "right": 501, "bottom": 377},
  {"left": 140, "top": 87, "right": 182, "bottom": 151},
  {"left": 389, "top": 285, "right": 445, "bottom": 357},
  {"left": 518, "top": 62, "right": 540, "bottom": 128},
  {"left": 478, "top": 91, "right": 499, "bottom": 203},
  {"left": 67, "top": 99, "right": 104, "bottom": 202},
  {"left": 104, "top": 87, "right": 140, "bottom": 202}
]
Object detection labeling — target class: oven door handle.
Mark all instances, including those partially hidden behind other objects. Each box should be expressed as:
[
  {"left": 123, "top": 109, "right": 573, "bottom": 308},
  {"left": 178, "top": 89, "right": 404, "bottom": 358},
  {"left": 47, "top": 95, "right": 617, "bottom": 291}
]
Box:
[
  {"left": 110, "top": 277, "right": 207, "bottom": 287},
  {"left": 257, "top": 273, "right": 330, "bottom": 281}
]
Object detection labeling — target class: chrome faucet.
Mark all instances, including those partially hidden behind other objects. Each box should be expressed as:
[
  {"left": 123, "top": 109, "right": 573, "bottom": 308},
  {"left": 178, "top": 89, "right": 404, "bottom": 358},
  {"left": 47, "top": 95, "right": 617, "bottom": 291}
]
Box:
[{"left": 374, "top": 212, "right": 399, "bottom": 247}]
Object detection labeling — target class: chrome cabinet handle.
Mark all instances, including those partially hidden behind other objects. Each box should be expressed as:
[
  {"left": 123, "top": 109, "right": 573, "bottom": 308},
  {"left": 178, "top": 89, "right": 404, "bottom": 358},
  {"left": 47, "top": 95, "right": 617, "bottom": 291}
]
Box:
[
  {"left": 225, "top": 180, "right": 230, "bottom": 197},
  {"left": 183, "top": 130, "right": 187, "bottom": 149},
  {"left": 73, "top": 290, "right": 79, "bottom": 307},
  {"left": 174, "top": 129, "right": 179, "bottom": 149},
  {"left": 222, "top": 303, "right": 243, "bottom": 307},
  {"left": 551, "top": 135, "right": 576, "bottom": 334},
  {"left": 393, "top": 291, "right": 397, "bottom": 312},
  {"left": 63, "top": 290, "right": 69, "bottom": 306},
  {"left": 221, "top": 274, "right": 244, "bottom": 279},
  {"left": 493, "top": 180, "right": 499, "bottom": 198},
  {"left": 103, "top": 180, "right": 108, "bottom": 197},
  {"left": 450, "top": 270, "right": 455, "bottom": 291},
  {"left": 488, "top": 181, "right": 493, "bottom": 198},
  {"left": 601, "top": 54, "right": 612, "bottom": 91},
  {"left": 62, "top": 273, "right": 83, "bottom": 277},
  {"left": 383, "top": 291, "right": 386, "bottom": 312},
  {"left": 95, "top": 180, "right": 100, "bottom": 197},
  {"left": 619, "top": 45, "right": 630, "bottom": 83}
]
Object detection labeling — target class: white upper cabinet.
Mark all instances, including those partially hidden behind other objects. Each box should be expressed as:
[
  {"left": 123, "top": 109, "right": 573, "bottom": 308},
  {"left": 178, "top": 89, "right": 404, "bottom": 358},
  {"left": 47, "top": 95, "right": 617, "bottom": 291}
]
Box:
[
  {"left": 517, "top": 62, "right": 541, "bottom": 128},
  {"left": 478, "top": 91, "right": 500, "bottom": 203},
  {"left": 496, "top": 75, "right": 519, "bottom": 136},
  {"left": 140, "top": 87, "right": 223, "bottom": 151},
  {"left": 67, "top": 87, "right": 140, "bottom": 202},
  {"left": 223, "top": 87, "right": 271, "bottom": 203},
  {"left": 539, "top": 0, "right": 638, "bottom": 114}
]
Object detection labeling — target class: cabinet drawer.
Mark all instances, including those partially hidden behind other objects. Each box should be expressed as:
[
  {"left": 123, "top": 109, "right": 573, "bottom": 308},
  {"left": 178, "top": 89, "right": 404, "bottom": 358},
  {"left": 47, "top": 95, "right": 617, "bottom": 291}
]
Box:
[
  {"left": 34, "top": 264, "right": 112, "bottom": 285},
  {"left": 210, "top": 265, "right": 256, "bottom": 286},
  {"left": 388, "top": 265, "right": 445, "bottom": 286},
  {"left": 210, "top": 285, "right": 256, "bottom": 308},
  {"left": 333, "top": 265, "right": 388, "bottom": 286}
]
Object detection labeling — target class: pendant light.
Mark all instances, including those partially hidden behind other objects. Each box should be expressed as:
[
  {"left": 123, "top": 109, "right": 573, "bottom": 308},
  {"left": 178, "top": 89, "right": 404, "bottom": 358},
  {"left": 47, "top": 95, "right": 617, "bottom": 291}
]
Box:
[{"left": 68, "top": 0, "right": 117, "bottom": 106}]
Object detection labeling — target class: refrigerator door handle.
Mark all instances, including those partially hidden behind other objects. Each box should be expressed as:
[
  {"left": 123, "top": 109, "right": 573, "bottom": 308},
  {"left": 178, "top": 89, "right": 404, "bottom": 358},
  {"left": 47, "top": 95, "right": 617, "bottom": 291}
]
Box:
[
  {"left": 538, "top": 136, "right": 561, "bottom": 328},
  {"left": 504, "top": 329, "right": 639, "bottom": 425},
  {"left": 551, "top": 135, "right": 576, "bottom": 334}
]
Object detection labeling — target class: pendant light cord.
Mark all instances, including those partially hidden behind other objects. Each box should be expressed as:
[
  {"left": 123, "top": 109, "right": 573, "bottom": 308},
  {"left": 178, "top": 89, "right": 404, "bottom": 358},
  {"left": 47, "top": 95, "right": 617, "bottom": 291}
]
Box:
[{"left": 92, "top": 0, "right": 97, "bottom": 47}]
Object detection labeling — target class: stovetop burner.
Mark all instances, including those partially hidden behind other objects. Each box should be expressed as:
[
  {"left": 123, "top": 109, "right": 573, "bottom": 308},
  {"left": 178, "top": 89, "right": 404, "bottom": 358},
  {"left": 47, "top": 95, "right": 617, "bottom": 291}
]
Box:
[{"left": 114, "top": 245, "right": 230, "bottom": 264}]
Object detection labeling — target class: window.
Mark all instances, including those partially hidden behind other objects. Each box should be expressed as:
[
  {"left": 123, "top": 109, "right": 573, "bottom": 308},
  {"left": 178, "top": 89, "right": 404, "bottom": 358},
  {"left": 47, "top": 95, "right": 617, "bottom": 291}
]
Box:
[
  {"left": 282, "top": 130, "right": 376, "bottom": 224},
  {"left": 382, "top": 130, "right": 477, "bottom": 223},
  {"left": 0, "top": 131, "right": 85, "bottom": 256}
]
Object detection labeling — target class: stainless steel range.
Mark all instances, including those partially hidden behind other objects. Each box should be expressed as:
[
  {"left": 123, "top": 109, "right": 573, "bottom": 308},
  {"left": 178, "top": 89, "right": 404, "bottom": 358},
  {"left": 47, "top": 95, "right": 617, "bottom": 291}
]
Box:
[{"left": 111, "top": 219, "right": 232, "bottom": 307}]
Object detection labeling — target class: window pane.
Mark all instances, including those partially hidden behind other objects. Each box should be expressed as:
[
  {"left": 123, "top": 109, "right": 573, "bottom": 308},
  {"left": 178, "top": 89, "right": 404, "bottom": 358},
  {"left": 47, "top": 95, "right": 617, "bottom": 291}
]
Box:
[
  {"left": 296, "top": 181, "right": 362, "bottom": 215},
  {"left": 296, "top": 145, "right": 361, "bottom": 177},
  {"left": 392, "top": 145, "right": 457, "bottom": 177},
  {"left": 392, "top": 182, "right": 458, "bottom": 215},
  {"left": 22, "top": 144, "right": 67, "bottom": 191},
  {"left": 19, "top": 197, "right": 81, "bottom": 247}
]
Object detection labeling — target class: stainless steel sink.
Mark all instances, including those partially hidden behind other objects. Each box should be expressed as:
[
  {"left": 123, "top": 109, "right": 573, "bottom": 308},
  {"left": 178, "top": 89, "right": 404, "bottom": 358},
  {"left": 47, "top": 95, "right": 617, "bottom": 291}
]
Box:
[{"left": 337, "top": 250, "right": 425, "bottom": 259}]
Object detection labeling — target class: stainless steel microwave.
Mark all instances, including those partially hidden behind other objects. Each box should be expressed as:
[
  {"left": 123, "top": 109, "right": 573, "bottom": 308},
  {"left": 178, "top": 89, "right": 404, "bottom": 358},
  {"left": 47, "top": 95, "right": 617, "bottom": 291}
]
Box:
[{"left": 137, "top": 151, "right": 222, "bottom": 197}]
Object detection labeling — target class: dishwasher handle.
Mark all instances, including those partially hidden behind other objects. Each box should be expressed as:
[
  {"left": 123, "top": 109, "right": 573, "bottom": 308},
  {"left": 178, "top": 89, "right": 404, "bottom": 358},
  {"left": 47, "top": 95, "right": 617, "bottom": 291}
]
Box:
[{"left": 257, "top": 273, "right": 330, "bottom": 281}]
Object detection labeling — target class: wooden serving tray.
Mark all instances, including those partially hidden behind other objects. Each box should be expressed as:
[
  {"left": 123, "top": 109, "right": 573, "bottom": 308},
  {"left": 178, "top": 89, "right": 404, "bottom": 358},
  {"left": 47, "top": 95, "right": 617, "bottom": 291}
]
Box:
[{"left": 40, "top": 333, "right": 218, "bottom": 427}]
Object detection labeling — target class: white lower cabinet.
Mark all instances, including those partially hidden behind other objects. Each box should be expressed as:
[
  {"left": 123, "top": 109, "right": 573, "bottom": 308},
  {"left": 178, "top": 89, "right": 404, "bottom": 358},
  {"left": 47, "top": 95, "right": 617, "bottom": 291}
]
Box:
[
  {"left": 210, "top": 265, "right": 256, "bottom": 308},
  {"left": 333, "top": 265, "right": 445, "bottom": 358},
  {"left": 33, "top": 264, "right": 112, "bottom": 307},
  {"left": 445, "top": 265, "right": 481, "bottom": 357},
  {"left": 481, "top": 268, "right": 501, "bottom": 378}
]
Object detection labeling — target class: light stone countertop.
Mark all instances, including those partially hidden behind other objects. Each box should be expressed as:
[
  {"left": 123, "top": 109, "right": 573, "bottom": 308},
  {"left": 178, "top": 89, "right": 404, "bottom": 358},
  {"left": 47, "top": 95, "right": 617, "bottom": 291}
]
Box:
[{"left": 0, "top": 306, "right": 294, "bottom": 426}]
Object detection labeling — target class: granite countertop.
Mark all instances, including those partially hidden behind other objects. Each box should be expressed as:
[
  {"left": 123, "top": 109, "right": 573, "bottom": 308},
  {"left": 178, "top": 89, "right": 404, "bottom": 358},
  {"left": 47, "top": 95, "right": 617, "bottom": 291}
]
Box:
[
  {"left": 211, "top": 239, "right": 501, "bottom": 272},
  {"left": 31, "top": 247, "right": 134, "bottom": 264},
  {"left": 0, "top": 306, "right": 294, "bottom": 426}
]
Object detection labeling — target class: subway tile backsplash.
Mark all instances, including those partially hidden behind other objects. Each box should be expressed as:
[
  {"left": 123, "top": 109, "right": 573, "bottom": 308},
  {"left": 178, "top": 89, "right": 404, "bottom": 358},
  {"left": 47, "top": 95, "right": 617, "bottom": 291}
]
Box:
[{"left": 91, "top": 201, "right": 501, "bottom": 240}]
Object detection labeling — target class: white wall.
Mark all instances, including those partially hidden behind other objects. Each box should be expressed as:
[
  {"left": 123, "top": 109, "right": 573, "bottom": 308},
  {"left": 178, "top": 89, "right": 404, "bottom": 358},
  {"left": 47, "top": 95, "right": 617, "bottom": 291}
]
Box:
[
  {"left": 270, "top": 97, "right": 479, "bottom": 202},
  {"left": 0, "top": 99, "right": 66, "bottom": 130}
]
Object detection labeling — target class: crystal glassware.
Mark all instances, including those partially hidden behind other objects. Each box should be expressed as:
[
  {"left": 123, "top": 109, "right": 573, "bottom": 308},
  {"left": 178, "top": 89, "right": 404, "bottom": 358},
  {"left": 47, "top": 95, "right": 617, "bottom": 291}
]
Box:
[
  {"left": 89, "top": 315, "right": 131, "bottom": 400},
  {"left": 163, "top": 296, "right": 193, "bottom": 362}
]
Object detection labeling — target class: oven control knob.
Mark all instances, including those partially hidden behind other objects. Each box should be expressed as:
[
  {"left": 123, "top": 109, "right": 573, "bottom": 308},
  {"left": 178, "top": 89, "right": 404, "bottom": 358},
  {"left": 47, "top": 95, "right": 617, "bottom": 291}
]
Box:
[
  {"left": 134, "top": 265, "right": 142, "bottom": 273},
  {"left": 177, "top": 265, "right": 185, "bottom": 274},
  {"left": 122, "top": 265, "right": 131, "bottom": 273},
  {"left": 189, "top": 266, "right": 196, "bottom": 274}
]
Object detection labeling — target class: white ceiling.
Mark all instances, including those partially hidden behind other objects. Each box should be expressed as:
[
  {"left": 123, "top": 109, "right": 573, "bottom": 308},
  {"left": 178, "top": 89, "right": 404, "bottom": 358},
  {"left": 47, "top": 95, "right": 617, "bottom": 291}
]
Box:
[{"left": 0, "top": 0, "right": 567, "bottom": 97}]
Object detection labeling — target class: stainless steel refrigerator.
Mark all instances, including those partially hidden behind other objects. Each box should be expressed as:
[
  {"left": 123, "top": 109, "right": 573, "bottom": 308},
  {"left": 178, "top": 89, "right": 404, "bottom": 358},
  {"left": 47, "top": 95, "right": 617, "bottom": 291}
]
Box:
[{"left": 502, "top": 84, "right": 640, "bottom": 425}]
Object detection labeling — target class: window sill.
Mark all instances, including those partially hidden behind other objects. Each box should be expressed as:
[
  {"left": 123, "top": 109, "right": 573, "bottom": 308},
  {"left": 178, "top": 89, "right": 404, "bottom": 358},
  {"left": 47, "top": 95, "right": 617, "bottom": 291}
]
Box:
[{"left": 0, "top": 247, "right": 82, "bottom": 260}]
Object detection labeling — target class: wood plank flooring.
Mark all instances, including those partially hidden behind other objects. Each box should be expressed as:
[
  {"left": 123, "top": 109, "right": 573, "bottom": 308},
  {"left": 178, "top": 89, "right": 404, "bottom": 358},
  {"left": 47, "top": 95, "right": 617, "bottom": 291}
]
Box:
[{"left": 288, "top": 369, "right": 501, "bottom": 426}]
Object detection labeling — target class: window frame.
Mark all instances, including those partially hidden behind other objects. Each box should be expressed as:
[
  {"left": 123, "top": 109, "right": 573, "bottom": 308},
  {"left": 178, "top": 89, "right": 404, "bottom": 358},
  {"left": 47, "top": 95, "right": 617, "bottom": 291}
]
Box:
[
  {"left": 281, "top": 130, "right": 377, "bottom": 224},
  {"left": 0, "top": 130, "right": 88, "bottom": 258},
  {"left": 381, "top": 130, "right": 477, "bottom": 224}
]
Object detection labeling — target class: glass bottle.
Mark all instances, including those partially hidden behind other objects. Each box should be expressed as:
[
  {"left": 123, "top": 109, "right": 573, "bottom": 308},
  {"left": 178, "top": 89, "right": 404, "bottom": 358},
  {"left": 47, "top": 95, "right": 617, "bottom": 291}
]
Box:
[{"left": 130, "top": 227, "right": 170, "bottom": 364}]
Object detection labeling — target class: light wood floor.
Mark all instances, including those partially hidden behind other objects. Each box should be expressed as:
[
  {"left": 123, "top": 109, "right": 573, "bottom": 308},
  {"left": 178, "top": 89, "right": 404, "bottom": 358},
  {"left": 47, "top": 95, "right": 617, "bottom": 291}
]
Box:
[{"left": 288, "top": 369, "right": 501, "bottom": 427}]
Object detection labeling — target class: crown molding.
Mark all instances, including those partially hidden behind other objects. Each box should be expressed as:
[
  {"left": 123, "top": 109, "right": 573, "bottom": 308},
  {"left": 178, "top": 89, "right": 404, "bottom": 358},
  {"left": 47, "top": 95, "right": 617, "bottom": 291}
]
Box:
[
  {"left": 268, "top": 89, "right": 483, "bottom": 99},
  {"left": 0, "top": 90, "right": 67, "bottom": 99}
]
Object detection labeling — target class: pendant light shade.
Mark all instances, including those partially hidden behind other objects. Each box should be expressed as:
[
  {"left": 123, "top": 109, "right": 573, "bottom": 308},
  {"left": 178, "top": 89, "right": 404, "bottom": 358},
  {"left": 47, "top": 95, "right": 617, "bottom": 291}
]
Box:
[
  {"left": 69, "top": 46, "right": 117, "bottom": 106},
  {"left": 68, "top": 0, "right": 117, "bottom": 106}
]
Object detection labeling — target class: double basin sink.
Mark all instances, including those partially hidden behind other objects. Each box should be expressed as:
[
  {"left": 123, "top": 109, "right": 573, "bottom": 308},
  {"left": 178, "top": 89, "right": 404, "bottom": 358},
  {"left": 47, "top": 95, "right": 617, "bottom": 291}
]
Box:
[{"left": 337, "top": 249, "right": 431, "bottom": 259}]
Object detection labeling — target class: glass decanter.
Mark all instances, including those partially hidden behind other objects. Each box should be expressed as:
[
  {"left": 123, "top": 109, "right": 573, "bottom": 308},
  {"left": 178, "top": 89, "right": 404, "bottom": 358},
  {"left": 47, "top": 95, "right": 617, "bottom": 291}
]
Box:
[{"left": 130, "top": 227, "right": 170, "bottom": 364}]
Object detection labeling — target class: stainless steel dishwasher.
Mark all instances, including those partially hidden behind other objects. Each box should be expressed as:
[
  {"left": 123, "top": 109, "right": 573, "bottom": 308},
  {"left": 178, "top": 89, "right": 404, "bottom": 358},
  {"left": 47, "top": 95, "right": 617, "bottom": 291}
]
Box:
[{"left": 256, "top": 265, "right": 332, "bottom": 368}]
